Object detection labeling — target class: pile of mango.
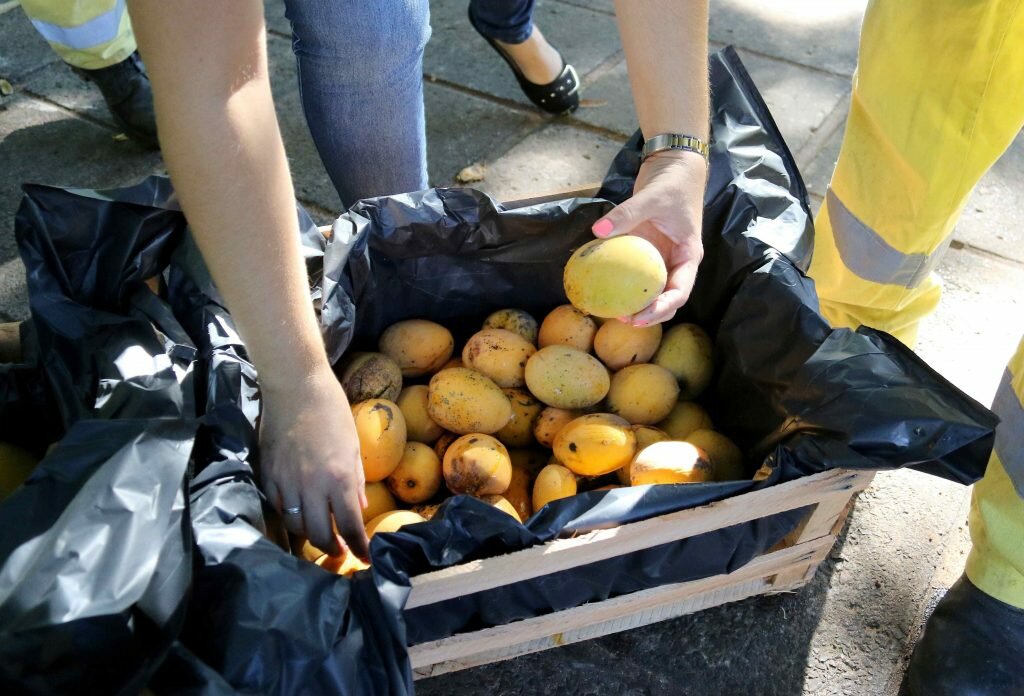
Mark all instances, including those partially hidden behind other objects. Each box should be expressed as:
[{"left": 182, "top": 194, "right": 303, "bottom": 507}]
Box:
[{"left": 306, "top": 236, "right": 752, "bottom": 573}]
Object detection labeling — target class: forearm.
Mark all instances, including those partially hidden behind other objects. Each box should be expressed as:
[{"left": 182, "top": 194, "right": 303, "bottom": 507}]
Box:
[
  {"left": 614, "top": 0, "right": 709, "bottom": 141},
  {"left": 129, "top": 0, "right": 330, "bottom": 391}
]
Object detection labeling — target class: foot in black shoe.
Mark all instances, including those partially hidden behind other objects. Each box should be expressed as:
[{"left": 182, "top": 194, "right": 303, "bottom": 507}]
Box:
[
  {"left": 469, "top": 11, "right": 580, "bottom": 115},
  {"left": 901, "top": 575, "right": 1024, "bottom": 696},
  {"left": 72, "top": 51, "right": 159, "bottom": 150}
]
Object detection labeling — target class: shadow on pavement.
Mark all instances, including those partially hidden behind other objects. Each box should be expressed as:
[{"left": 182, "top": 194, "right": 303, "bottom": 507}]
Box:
[
  {"left": 0, "top": 107, "right": 160, "bottom": 267},
  {"left": 414, "top": 499, "right": 870, "bottom": 696}
]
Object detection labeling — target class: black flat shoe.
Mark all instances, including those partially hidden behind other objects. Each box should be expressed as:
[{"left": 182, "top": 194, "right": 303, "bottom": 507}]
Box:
[{"left": 469, "top": 11, "right": 580, "bottom": 115}]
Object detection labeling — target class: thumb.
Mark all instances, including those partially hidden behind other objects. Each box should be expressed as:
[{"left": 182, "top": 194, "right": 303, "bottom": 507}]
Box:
[{"left": 591, "top": 191, "right": 654, "bottom": 239}]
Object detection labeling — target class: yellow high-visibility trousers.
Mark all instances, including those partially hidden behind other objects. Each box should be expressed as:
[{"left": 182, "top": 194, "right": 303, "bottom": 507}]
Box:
[
  {"left": 810, "top": 0, "right": 1024, "bottom": 609},
  {"left": 20, "top": 0, "right": 136, "bottom": 70},
  {"left": 967, "top": 341, "right": 1024, "bottom": 609}
]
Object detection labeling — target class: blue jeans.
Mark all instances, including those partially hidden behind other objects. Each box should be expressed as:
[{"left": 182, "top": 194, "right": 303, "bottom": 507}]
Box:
[{"left": 281, "top": 0, "right": 536, "bottom": 208}]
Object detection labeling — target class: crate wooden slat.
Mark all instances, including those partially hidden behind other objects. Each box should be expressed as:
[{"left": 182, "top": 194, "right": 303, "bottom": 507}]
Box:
[
  {"left": 405, "top": 468, "right": 872, "bottom": 610},
  {"left": 408, "top": 468, "right": 874, "bottom": 679}
]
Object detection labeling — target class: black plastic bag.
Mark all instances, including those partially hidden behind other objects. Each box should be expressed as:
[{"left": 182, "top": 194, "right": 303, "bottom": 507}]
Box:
[
  {"left": 1, "top": 189, "right": 197, "bottom": 694},
  {"left": 2, "top": 183, "right": 413, "bottom": 694},
  {"left": 164, "top": 233, "right": 413, "bottom": 694}
]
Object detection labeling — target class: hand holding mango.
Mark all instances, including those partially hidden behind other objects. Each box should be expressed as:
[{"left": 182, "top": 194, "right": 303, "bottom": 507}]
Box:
[{"left": 581, "top": 150, "right": 706, "bottom": 326}]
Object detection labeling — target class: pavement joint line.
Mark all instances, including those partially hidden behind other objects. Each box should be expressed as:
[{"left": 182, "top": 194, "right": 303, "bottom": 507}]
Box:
[
  {"left": 0, "top": 0, "right": 20, "bottom": 16},
  {"left": 578, "top": 47, "right": 625, "bottom": 88},
  {"left": 563, "top": 112, "right": 631, "bottom": 143},
  {"left": 551, "top": 0, "right": 615, "bottom": 17},
  {"left": 794, "top": 94, "right": 849, "bottom": 166},
  {"left": 949, "top": 239, "right": 1024, "bottom": 268},
  {"left": 18, "top": 86, "right": 121, "bottom": 134},
  {"left": 418, "top": 71, "right": 626, "bottom": 152},
  {"left": 423, "top": 72, "right": 547, "bottom": 117},
  {"left": 5, "top": 57, "right": 63, "bottom": 87},
  {"left": 405, "top": 77, "right": 554, "bottom": 185},
  {"left": 720, "top": 44, "right": 856, "bottom": 82}
]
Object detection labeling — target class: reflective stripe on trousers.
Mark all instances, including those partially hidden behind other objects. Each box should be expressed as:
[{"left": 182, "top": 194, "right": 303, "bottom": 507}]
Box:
[
  {"left": 992, "top": 366, "right": 1024, "bottom": 500},
  {"left": 967, "top": 338, "right": 1024, "bottom": 609},
  {"left": 20, "top": 0, "right": 135, "bottom": 70},
  {"left": 29, "top": 0, "right": 126, "bottom": 50},
  {"left": 825, "top": 190, "right": 951, "bottom": 291},
  {"left": 808, "top": 0, "right": 1024, "bottom": 347}
]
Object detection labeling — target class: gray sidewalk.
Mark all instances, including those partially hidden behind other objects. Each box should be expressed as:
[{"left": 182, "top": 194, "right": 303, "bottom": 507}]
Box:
[{"left": 2, "top": 1, "right": 1023, "bottom": 693}]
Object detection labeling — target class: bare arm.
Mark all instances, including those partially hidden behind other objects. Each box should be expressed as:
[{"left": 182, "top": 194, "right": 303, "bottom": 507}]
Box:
[
  {"left": 597, "top": 1, "right": 710, "bottom": 325},
  {"left": 128, "top": 0, "right": 368, "bottom": 559}
]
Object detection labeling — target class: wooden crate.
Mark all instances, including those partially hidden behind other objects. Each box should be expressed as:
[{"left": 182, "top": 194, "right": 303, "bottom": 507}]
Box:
[
  {"left": 314, "top": 185, "right": 874, "bottom": 678},
  {"left": 406, "top": 467, "right": 874, "bottom": 679}
]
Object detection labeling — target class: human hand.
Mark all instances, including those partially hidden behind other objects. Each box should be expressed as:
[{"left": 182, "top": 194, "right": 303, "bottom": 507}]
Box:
[
  {"left": 591, "top": 150, "right": 706, "bottom": 326},
  {"left": 259, "top": 367, "right": 370, "bottom": 561}
]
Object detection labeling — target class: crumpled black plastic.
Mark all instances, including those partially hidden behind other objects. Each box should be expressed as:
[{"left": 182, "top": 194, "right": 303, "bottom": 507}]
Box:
[
  {"left": 1, "top": 180, "right": 413, "bottom": 694},
  {"left": 0, "top": 45, "right": 998, "bottom": 693}
]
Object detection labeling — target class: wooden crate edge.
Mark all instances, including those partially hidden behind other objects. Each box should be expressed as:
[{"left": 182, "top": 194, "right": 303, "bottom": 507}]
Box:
[
  {"left": 410, "top": 533, "right": 836, "bottom": 678},
  {"left": 405, "top": 468, "right": 873, "bottom": 610}
]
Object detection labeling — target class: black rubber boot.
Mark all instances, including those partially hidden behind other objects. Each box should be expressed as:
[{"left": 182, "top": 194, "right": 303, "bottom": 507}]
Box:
[
  {"left": 72, "top": 51, "right": 159, "bottom": 150},
  {"left": 902, "top": 575, "right": 1024, "bottom": 696}
]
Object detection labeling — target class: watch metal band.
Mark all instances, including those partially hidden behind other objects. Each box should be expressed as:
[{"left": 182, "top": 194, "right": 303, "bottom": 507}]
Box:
[{"left": 641, "top": 133, "right": 710, "bottom": 162}]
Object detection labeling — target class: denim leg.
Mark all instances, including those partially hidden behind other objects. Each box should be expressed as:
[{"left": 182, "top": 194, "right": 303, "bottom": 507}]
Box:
[
  {"left": 469, "top": 0, "right": 535, "bottom": 44},
  {"left": 282, "top": 0, "right": 431, "bottom": 208}
]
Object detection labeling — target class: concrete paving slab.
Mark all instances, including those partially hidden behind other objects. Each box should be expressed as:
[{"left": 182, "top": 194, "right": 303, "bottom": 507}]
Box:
[
  {"left": 21, "top": 61, "right": 114, "bottom": 129},
  {"left": 799, "top": 124, "right": 843, "bottom": 201},
  {"left": 566, "top": 55, "right": 634, "bottom": 138},
  {"left": 737, "top": 49, "right": 849, "bottom": 160},
  {"left": 0, "top": 4, "right": 60, "bottom": 84},
  {"left": 882, "top": 493, "right": 972, "bottom": 695},
  {"left": 570, "top": 45, "right": 849, "bottom": 169},
  {"left": 916, "top": 246, "right": 1024, "bottom": 406},
  {"left": 0, "top": 95, "right": 162, "bottom": 320},
  {"left": 709, "top": 0, "right": 866, "bottom": 78},
  {"left": 264, "top": 0, "right": 291, "bottom": 38},
  {"left": 801, "top": 469, "right": 970, "bottom": 696},
  {"left": 464, "top": 122, "right": 623, "bottom": 201},
  {"left": 555, "top": 0, "right": 615, "bottom": 15},
  {"left": 425, "top": 0, "right": 620, "bottom": 108},
  {"left": 953, "top": 134, "right": 1024, "bottom": 265},
  {"left": 425, "top": 81, "right": 544, "bottom": 188}
]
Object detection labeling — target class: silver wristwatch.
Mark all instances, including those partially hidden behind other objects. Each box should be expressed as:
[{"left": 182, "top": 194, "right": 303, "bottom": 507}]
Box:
[{"left": 641, "top": 133, "right": 710, "bottom": 163}]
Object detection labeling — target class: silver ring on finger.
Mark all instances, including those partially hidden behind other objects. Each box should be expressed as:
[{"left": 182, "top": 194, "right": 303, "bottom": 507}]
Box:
[{"left": 284, "top": 505, "right": 302, "bottom": 515}]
